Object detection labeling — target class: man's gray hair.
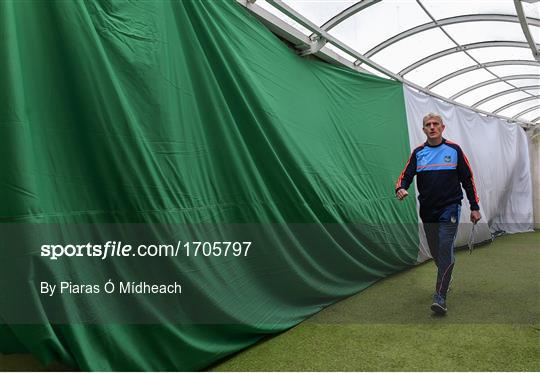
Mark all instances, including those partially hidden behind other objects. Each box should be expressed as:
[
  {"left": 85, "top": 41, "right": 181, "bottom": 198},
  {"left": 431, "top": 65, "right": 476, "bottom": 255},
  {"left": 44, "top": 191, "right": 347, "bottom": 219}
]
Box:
[{"left": 423, "top": 113, "right": 443, "bottom": 125}]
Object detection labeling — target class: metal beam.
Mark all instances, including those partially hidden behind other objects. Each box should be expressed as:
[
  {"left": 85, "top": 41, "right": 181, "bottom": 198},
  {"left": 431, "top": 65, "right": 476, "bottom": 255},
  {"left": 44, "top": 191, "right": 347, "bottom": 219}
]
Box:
[
  {"left": 493, "top": 95, "right": 540, "bottom": 114},
  {"left": 265, "top": 0, "right": 322, "bottom": 39},
  {"left": 264, "top": 0, "right": 330, "bottom": 55},
  {"left": 427, "top": 60, "right": 540, "bottom": 89},
  {"left": 399, "top": 41, "right": 535, "bottom": 77},
  {"left": 472, "top": 85, "right": 540, "bottom": 108},
  {"left": 319, "top": 0, "right": 381, "bottom": 31},
  {"left": 265, "top": 0, "right": 399, "bottom": 76},
  {"left": 365, "top": 14, "right": 540, "bottom": 58},
  {"left": 514, "top": 0, "right": 540, "bottom": 61},
  {"left": 513, "top": 104, "right": 540, "bottom": 119},
  {"left": 451, "top": 74, "right": 540, "bottom": 100},
  {"left": 241, "top": 0, "right": 311, "bottom": 49},
  {"left": 237, "top": 0, "right": 368, "bottom": 73}
]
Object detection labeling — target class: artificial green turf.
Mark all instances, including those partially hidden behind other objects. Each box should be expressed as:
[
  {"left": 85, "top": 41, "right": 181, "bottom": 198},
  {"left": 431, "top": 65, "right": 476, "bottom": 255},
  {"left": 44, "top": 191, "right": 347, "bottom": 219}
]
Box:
[
  {"left": 1, "top": 231, "right": 539, "bottom": 371},
  {"left": 211, "top": 231, "right": 539, "bottom": 371},
  {"left": 211, "top": 324, "right": 538, "bottom": 371}
]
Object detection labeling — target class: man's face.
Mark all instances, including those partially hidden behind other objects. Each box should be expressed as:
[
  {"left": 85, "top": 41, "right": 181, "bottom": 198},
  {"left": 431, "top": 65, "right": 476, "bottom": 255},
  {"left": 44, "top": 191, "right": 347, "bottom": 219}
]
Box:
[{"left": 422, "top": 117, "right": 445, "bottom": 141}]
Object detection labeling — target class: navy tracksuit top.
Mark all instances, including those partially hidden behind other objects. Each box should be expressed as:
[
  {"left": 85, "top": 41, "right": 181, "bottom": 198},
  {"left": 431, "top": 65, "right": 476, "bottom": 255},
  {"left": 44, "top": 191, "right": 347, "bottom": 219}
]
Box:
[{"left": 395, "top": 138, "right": 480, "bottom": 214}]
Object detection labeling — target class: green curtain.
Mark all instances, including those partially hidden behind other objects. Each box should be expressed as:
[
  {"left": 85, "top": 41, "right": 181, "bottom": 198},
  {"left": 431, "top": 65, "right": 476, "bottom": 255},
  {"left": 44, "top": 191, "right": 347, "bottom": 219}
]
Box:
[{"left": 0, "top": 0, "right": 418, "bottom": 370}]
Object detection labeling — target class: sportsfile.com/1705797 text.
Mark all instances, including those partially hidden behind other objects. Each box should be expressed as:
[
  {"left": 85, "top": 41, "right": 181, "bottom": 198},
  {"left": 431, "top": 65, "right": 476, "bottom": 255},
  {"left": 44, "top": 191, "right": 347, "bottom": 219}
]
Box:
[{"left": 40, "top": 241, "right": 252, "bottom": 260}]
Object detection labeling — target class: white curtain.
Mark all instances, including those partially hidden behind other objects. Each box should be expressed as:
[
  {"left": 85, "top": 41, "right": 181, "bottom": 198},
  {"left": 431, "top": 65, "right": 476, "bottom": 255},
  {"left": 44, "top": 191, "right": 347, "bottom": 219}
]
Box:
[
  {"left": 403, "top": 86, "right": 534, "bottom": 263},
  {"left": 528, "top": 127, "right": 540, "bottom": 230}
]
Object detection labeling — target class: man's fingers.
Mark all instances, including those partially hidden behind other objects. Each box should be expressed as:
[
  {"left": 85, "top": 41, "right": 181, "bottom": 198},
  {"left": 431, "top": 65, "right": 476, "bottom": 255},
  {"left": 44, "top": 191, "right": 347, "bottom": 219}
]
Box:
[
  {"left": 470, "top": 211, "right": 481, "bottom": 224},
  {"left": 396, "top": 190, "right": 408, "bottom": 200}
]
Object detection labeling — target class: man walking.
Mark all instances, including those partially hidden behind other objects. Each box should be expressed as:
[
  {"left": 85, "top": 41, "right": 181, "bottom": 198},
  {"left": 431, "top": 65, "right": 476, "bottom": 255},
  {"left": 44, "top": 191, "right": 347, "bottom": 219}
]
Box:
[{"left": 395, "top": 113, "right": 481, "bottom": 314}]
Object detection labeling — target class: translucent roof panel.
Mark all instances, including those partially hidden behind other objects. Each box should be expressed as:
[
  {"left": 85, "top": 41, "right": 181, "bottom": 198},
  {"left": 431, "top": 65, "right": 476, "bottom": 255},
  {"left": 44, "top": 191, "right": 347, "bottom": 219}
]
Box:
[
  {"left": 506, "top": 78, "right": 540, "bottom": 88},
  {"left": 370, "top": 29, "right": 455, "bottom": 73},
  {"left": 256, "top": 0, "right": 312, "bottom": 35},
  {"left": 520, "top": 108, "right": 540, "bottom": 122},
  {"left": 431, "top": 69, "right": 495, "bottom": 97},
  {"left": 488, "top": 64, "right": 540, "bottom": 77},
  {"left": 457, "top": 82, "right": 514, "bottom": 106},
  {"left": 443, "top": 22, "right": 528, "bottom": 45},
  {"left": 498, "top": 99, "right": 540, "bottom": 117},
  {"left": 523, "top": 0, "right": 540, "bottom": 44},
  {"left": 403, "top": 52, "right": 476, "bottom": 87},
  {"left": 467, "top": 47, "right": 537, "bottom": 62},
  {"left": 523, "top": 2, "right": 540, "bottom": 19},
  {"left": 422, "top": 0, "right": 519, "bottom": 19},
  {"left": 524, "top": 88, "right": 540, "bottom": 96},
  {"left": 329, "top": 0, "right": 431, "bottom": 54},
  {"left": 477, "top": 91, "right": 530, "bottom": 112},
  {"left": 281, "top": 0, "right": 357, "bottom": 27}
]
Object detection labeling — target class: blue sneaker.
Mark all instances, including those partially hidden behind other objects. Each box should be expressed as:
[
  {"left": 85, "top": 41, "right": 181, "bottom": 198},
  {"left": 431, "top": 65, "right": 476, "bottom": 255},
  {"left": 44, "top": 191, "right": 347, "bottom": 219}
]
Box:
[{"left": 431, "top": 293, "right": 447, "bottom": 314}]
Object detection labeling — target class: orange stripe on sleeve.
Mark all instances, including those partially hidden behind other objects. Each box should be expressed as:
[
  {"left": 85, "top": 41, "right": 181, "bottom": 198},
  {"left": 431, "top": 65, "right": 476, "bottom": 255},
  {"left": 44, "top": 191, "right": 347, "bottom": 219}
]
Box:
[
  {"left": 396, "top": 155, "right": 412, "bottom": 189},
  {"left": 462, "top": 151, "right": 479, "bottom": 203},
  {"left": 396, "top": 144, "right": 423, "bottom": 190}
]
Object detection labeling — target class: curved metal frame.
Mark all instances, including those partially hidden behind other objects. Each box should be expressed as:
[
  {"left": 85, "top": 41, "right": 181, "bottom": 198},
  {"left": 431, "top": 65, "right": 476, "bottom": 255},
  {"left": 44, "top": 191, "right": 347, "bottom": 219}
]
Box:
[
  {"left": 472, "top": 85, "right": 540, "bottom": 108},
  {"left": 320, "top": 0, "right": 381, "bottom": 31},
  {"left": 493, "top": 95, "right": 540, "bottom": 114},
  {"left": 451, "top": 74, "right": 540, "bottom": 100},
  {"left": 399, "top": 41, "right": 535, "bottom": 76},
  {"left": 427, "top": 60, "right": 540, "bottom": 89},
  {"left": 365, "top": 14, "right": 540, "bottom": 58},
  {"left": 513, "top": 104, "right": 540, "bottom": 119}
]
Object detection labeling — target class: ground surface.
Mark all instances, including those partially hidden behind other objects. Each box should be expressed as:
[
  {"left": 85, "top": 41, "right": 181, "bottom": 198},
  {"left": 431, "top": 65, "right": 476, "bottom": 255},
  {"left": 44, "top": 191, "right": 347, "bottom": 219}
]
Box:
[
  {"left": 211, "top": 231, "right": 539, "bottom": 371},
  {"left": 1, "top": 231, "right": 539, "bottom": 371}
]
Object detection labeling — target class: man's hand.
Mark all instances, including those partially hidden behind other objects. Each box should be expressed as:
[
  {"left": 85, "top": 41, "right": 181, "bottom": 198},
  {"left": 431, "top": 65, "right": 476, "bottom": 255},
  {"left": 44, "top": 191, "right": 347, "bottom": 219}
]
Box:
[
  {"left": 396, "top": 188, "right": 409, "bottom": 201},
  {"left": 470, "top": 210, "right": 481, "bottom": 224}
]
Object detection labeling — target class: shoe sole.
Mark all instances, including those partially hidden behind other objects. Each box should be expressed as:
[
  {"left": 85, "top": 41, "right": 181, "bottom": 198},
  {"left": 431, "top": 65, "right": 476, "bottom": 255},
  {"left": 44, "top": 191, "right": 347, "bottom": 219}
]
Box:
[{"left": 431, "top": 303, "right": 447, "bottom": 314}]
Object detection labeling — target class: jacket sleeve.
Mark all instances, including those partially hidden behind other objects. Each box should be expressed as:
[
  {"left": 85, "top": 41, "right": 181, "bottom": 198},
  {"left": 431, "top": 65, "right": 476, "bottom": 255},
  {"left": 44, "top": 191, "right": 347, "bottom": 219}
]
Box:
[
  {"left": 395, "top": 150, "right": 417, "bottom": 193},
  {"left": 457, "top": 146, "right": 480, "bottom": 211}
]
